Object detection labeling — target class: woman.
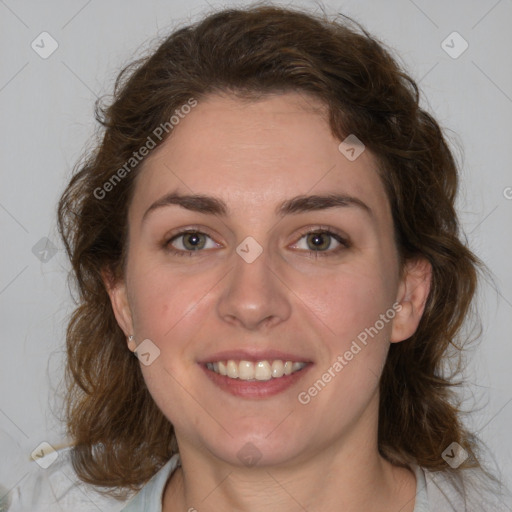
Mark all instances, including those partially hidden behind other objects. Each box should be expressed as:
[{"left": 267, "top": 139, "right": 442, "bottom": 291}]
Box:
[{"left": 9, "top": 4, "right": 512, "bottom": 511}]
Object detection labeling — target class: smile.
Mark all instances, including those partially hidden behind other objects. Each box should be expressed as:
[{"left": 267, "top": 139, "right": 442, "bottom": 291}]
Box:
[{"left": 205, "top": 359, "right": 308, "bottom": 381}]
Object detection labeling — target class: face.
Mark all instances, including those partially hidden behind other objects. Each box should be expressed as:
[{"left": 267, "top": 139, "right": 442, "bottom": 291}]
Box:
[{"left": 107, "top": 92, "right": 430, "bottom": 468}]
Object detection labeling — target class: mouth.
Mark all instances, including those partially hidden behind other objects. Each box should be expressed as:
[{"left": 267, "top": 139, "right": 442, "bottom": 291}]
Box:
[{"left": 200, "top": 358, "right": 313, "bottom": 399}]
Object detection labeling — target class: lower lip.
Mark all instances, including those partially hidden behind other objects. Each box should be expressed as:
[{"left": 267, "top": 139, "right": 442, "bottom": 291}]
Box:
[{"left": 200, "top": 363, "right": 313, "bottom": 399}]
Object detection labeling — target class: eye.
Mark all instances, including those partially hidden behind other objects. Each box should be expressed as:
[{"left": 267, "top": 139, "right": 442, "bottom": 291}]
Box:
[
  {"left": 165, "top": 229, "right": 220, "bottom": 256},
  {"left": 163, "top": 227, "right": 349, "bottom": 258},
  {"left": 291, "top": 228, "right": 350, "bottom": 257}
]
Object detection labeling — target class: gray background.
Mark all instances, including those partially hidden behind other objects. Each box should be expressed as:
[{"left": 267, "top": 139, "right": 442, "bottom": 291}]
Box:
[{"left": 1, "top": 0, "right": 511, "bottom": 494}]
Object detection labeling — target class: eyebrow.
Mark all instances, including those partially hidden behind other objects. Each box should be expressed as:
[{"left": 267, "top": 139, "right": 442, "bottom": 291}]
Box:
[{"left": 141, "top": 191, "right": 373, "bottom": 223}]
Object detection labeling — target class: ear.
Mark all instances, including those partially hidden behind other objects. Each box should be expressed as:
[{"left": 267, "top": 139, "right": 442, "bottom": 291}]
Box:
[
  {"left": 390, "top": 257, "right": 432, "bottom": 343},
  {"left": 101, "top": 267, "right": 134, "bottom": 342}
]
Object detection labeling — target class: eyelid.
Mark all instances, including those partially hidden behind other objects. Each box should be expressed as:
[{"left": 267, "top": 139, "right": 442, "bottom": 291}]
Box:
[
  {"left": 164, "top": 225, "right": 219, "bottom": 242},
  {"left": 293, "top": 225, "right": 350, "bottom": 242}
]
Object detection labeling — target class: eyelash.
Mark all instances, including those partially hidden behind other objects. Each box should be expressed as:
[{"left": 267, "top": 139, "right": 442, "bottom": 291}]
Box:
[{"left": 163, "top": 226, "right": 350, "bottom": 258}]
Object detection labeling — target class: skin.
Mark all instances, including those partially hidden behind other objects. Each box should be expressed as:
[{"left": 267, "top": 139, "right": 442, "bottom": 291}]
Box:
[{"left": 105, "top": 92, "right": 431, "bottom": 512}]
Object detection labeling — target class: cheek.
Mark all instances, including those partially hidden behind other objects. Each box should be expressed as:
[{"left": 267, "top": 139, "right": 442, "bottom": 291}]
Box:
[
  {"left": 127, "top": 258, "right": 213, "bottom": 346},
  {"left": 299, "top": 265, "right": 396, "bottom": 346},
  {"left": 293, "top": 264, "right": 396, "bottom": 399},
  {"left": 126, "top": 261, "right": 219, "bottom": 422},
  {"left": 299, "top": 277, "right": 393, "bottom": 401}
]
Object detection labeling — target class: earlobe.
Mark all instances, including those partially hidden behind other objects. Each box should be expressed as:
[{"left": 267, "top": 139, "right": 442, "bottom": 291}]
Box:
[
  {"left": 390, "top": 257, "right": 432, "bottom": 343},
  {"left": 127, "top": 335, "right": 137, "bottom": 352},
  {"left": 101, "top": 267, "right": 134, "bottom": 339}
]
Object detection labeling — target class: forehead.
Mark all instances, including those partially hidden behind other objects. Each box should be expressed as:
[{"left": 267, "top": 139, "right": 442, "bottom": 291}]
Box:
[{"left": 130, "top": 92, "right": 389, "bottom": 222}]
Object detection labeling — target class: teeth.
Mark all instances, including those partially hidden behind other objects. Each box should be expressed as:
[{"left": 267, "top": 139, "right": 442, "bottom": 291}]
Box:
[
  {"left": 239, "top": 360, "right": 254, "bottom": 380},
  {"left": 218, "top": 361, "right": 227, "bottom": 376},
  {"left": 271, "top": 360, "right": 284, "bottom": 378},
  {"left": 227, "top": 360, "right": 238, "bottom": 378},
  {"left": 255, "top": 361, "right": 271, "bottom": 381},
  {"left": 206, "top": 359, "right": 307, "bottom": 381}
]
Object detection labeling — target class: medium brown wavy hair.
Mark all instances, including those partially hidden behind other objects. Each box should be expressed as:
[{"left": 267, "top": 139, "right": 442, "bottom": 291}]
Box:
[{"left": 57, "top": 2, "right": 484, "bottom": 494}]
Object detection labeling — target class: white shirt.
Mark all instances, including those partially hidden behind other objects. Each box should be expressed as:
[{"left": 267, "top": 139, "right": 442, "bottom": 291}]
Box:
[{"left": 6, "top": 448, "right": 512, "bottom": 511}]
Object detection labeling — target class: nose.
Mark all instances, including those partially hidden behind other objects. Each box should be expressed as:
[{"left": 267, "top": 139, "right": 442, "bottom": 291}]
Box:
[{"left": 216, "top": 245, "right": 292, "bottom": 331}]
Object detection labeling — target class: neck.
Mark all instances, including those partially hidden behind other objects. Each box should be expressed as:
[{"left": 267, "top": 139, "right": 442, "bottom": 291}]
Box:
[{"left": 163, "top": 415, "right": 417, "bottom": 512}]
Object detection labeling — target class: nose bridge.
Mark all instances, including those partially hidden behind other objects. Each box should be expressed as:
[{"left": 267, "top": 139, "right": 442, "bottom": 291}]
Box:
[{"left": 216, "top": 241, "right": 291, "bottom": 330}]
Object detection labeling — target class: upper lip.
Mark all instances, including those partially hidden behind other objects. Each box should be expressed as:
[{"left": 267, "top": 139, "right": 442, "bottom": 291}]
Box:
[{"left": 198, "top": 349, "right": 313, "bottom": 364}]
